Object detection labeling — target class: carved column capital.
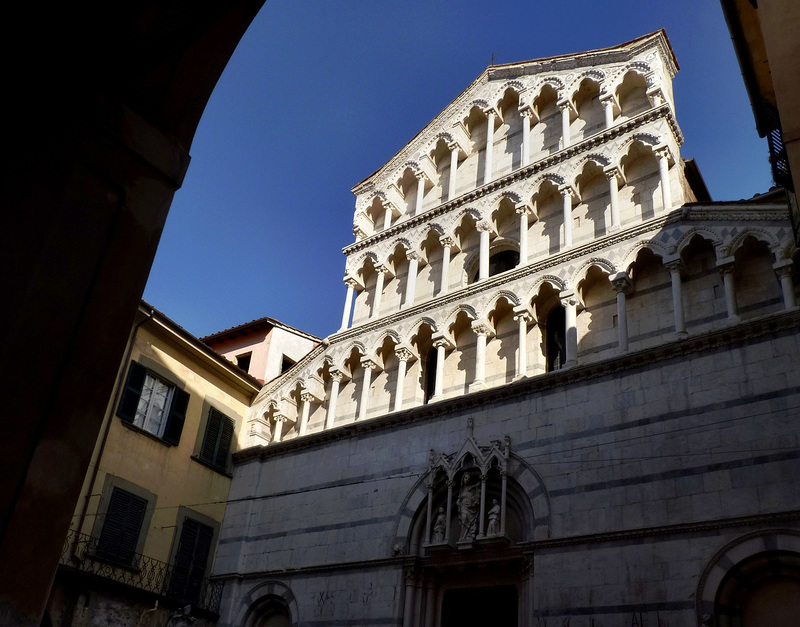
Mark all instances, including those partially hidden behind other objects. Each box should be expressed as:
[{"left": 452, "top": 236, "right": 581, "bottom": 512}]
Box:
[
  {"left": 603, "top": 166, "right": 624, "bottom": 182},
  {"left": 609, "top": 271, "right": 633, "bottom": 295},
  {"left": 360, "top": 357, "right": 380, "bottom": 372},
  {"left": 439, "top": 235, "right": 456, "bottom": 249},
  {"left": 344, "top": 275, "right": 363, "bottom": 291},
  {"left": 515, "top": 202, "right": 533, "bottom": 216},
  {"left": 476, "top": 220, "right": 494, "bottom": 233},
  {"left": 329, "top": 368, "right": 346, "bottom": 383},
  {"left": 471, "top": 320, "right": 495, "bottom": 338},
  {"left": 558, "top": 184, "right": 576, "bottom": 201},
  {"left": 300, "top": 391, "right": 314, "bottom": 403},
  {"left": 518, "top": 105, "right": 537, "bottom": 121},
  {"left": 559, "top": 290, "right": 579, "bottom": 308},
  {"left": 395, "top": 347, "right": 415, "bottom": 362},
  {"left": 653, "top": 145, "right": 672, "bottom": 163},
  {"left": 716, "top": 257, "right": 736, "bottom": 275},
  {"left": 664, "top": 258, "right": 686, "bottom": 275},
  {"left": 774, "top": 258, "right": 794, "bottom": 279}
]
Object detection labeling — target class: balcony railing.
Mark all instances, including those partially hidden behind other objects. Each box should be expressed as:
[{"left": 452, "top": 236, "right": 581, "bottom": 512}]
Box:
[{"left": 59, "top": 530, "right": 223, "bottom": 615}]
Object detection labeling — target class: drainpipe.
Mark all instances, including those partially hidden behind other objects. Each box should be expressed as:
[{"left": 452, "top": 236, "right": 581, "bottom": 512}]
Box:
[{"left": 71, "top": 304, "right": 155, "bottom": 556}]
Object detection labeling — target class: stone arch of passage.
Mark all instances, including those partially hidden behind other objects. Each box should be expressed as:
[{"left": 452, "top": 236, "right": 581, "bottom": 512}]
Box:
[
  {"left": 695, "top": 529, "right": 800, "bottom": 626},
  {"left": 390, "top": 452, "right": 550, "bottom": 556},
  {"left": 237, "top": 579, "right": 299, "bottom": 627},
  {"left": 727, "top": 228, "right": 781, "bottom": 258}
]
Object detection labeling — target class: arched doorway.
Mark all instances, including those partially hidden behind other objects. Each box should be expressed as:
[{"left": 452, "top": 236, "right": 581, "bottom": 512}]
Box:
[
  {"left": 441, "top": 584, "right": 518, "bottom": 627},
  {"left": 715, "top": 551, "right": 800, "bottom": 626}
]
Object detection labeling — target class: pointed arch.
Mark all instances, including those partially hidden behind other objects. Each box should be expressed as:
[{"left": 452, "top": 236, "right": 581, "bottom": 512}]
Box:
[
  {"left": 481, "top": 289, "right": 523, "bottom": 320},
  {"left": 444, "top": 303, "right": 479, "bottom": 329},
  {"left": 728, "top": 228, "right": 781, "bottom": 257},
  {"left": 673, "top": 228, "right": 724, "bottom": 258},
  {"left": 570, "top": 257, "right": 617, "bottom": 287},
  {"left": 621, "top": 240, "right": 670, "bottom": 272},
  {"left": 404, "top": 316, "right": 439, "bottom": 345}
]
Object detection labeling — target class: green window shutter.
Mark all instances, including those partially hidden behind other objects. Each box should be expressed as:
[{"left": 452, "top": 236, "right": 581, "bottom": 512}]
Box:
[
  {"left": 216, "top": 416, "right": 234, "bottom": 469},
  {"left": 117, "top": 361, "right": 147, "bottom": 423},
  {"left": 201, "top": 409, "right": 234, "bottom": 471},
  {"left": 96, "top": 488, "right": 147, "bottom": 565},
  {"left": 162, "top": 388, "right": 189, "bottom": 446},
  {"left": 200, "top": 408, "right": 223, "bottom": 463}
]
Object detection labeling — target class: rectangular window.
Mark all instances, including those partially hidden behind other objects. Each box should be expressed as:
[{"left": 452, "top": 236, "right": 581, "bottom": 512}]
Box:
[
  {"left": 199, "top": 407, "right": 234, "bottom": 472},
  {"left": 280, "top": 355, "right": 296, "bottom": 373},
  {"left": 95, "top": 487, "right": 147, "bottom": 567},
  {"left": 235, "top": 352, "right": 251, "bottom": 372},
  {"left": 117, "top": 361, "right": 189, "bottom": 446},
  {"left": 167, "top": 517, "right": 214, "bottom": 606}
]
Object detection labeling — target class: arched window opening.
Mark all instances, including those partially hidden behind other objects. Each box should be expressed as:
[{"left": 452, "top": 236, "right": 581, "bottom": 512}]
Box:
[
  {"left": 470, "top": 250, "right": 520, "bottom": 283},
  {"left": 546, "top": 305, "right": 566, "bottom": 372},
  {"left": 423, "top": 347, "right": 437, "bottom": 404},
  {"left": 245, "top": 594, "right": 292, "bottom": 627}
]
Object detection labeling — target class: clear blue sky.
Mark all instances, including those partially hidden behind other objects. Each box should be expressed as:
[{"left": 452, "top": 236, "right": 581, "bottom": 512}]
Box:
[{"left": 144, "top": 0, "right": 770, "bottom": 340}]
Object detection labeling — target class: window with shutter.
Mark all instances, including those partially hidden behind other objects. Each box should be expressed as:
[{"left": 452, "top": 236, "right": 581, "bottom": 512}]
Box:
[
  {"left": 117, "top": 361, "right": 188, "bottom": 445},
  {"left": 167, "top": 517, "right": 214, "bottom": 605},
  {"left": 95, "top": 487, "right": 147, "bottom": 566},
  {"left": 199, "top": 407, "right": 234, "bottom": 471}
]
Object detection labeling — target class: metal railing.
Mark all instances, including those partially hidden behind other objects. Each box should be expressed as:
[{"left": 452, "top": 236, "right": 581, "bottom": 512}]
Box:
[{"left": 59, "top": 530, "right": 223, "bottom": 615}]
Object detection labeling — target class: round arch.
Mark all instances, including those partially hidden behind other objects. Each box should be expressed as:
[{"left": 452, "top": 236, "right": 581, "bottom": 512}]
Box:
[{"left": 236, "top": 580, "right": 299, "bottom": 627}]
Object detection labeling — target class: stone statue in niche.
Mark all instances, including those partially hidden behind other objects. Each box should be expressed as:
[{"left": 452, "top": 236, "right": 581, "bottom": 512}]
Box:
[
  {"left": 456, "top": 473, "right": 480, "bottom": 541},
  {"left": 432, "top": 506, "right": 446, "bottom": 543},
  {"left": 486, "top": 498, "right": 500, "bottom": 536}
]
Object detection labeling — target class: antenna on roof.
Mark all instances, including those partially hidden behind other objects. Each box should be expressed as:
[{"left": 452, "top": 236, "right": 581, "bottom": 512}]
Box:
[{"left": 487, "top": 53, "right": 497, "bottom": 67}]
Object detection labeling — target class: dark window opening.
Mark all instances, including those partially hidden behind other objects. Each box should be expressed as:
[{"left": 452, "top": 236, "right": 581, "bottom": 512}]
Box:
[
  {"left": 236, "top": 352, "right": 252, "bottom": 372},
  {"left": 546, "top": 305, "right": 566, "bottom": 372},
  {"left": 423, "top": 348, "right": 438, "bottom": 404},
  {"left": 280, "top": 355, "right": 296, "bottom": 373},
  {"left": 472, "top": 249, "right": 520, "bottom": 282}
]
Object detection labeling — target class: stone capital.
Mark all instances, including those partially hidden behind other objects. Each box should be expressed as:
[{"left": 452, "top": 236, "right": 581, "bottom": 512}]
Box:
[
  {"left": 375, "top": 263, "right": 392, "bottom": 276},
  {"left": 476, "top": 219, "right": 494, "bottom": 233},
  {"left": 653, "top": 144, "right": 672, "bottom": 163},
  {"left": 716, "top": 256, "right": 736, "bottom": 275},
  {"left": 439, "top": 235, "right": 457, "bottom": 249},
  {"left": 609, "top": 271, "right": 633, "bottom": 294},
  {"left": 559, "top": 289, "right": 579, "bottom": 308},
  {"left": 664, "top": 258, "right": 685, "bottom": 276},
  {"left": 471, "top": 319, "right": 495, "bottom": 338},
  {"left": 773, "top": 258, "right": 794, "bottom": 279},
  {"left": 300, "top": 391, "right": 315, "bottom": 403},
  {"left": 395, "top": 346, "right": 416, "bottom": 363},
  {"left": 603, "top": 165, "right": 624, "bottom": 183},
  {"left": 518, "top": 104, "right": 538, "bottom": 121},
  {"left": 343, "top": 275, "right": 364, "bottom": 291},
  {"left": 556, "top": 97, "right": 577, "bottom": 115},
  {"left": 558, "top": 184, "right": 577, "bottom": 201},
  {"left": 432, "top": 333, "right": 454, "bottom": 351},
  {"left": 360, "top": 357, "right": 381, "bottom": 372},
  {"left": 513, "top": 304, "right": 534, "bottom": 323},
  {"left": 329, "top": 368, "right": 347, "bottom": 383},
  {"left": 515, "top": 202, "right": 533, "bottom": 217},
  {"left": 483, "top": 106, "right": 498, "bottom": 120}
]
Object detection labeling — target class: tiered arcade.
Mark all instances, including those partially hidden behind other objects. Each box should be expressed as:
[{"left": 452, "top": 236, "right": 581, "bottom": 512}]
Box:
[{"left": 246, "top": 31, "right": 798, "bottom": 446}]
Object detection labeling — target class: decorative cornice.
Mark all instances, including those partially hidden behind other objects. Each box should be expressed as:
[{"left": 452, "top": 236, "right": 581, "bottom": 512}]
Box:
[
  {"left": 343, "top": 104, "right": 682, "bottom": 256},
  {"left": 236, "top": 308, "right": 800, "bottom": 462}
]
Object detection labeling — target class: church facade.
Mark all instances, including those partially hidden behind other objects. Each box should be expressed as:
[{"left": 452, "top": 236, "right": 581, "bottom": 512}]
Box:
[{"left": 214, "top": 32, "right": 800, "bottom": 626}]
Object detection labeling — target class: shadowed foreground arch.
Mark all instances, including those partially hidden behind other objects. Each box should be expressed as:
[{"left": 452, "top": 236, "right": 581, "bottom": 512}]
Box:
[{"left": 1, "top": 3, "right": 266, "bottom": 623}]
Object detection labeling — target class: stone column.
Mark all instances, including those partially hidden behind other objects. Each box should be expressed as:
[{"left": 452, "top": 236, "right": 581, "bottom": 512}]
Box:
[
  {"left": 423, "top": 577, "right": 437, "bottom": 627},
  {"left": 404, "top": 253, "right": 420, "bottom": 308},
  {"left": 500, "top": 470, "right": 508, "bottom": 534},
  {"left": 717, "top": 259, "right": 739, "bottom": 321},
  {"left": 431, "top": 336, "right": 450, "bottom": 402},
  {"left": 414, "top": 172, "right": 426, "bottom": 216},
  {"left": 559, "top": 186, "right": 574, "bottom": 249},
  {"left": 439, "top": 236, "right": 454, "bottom": 295},
  {"left": 402, "top": 567, "right": 416, "bottom": 627},
  {"left": 655, "top": 147, "right": 672, "bottom": 212},
  {"left": 325, "top": 370, "right": 344, "bottom": 429},
  {"left": 358, "top": 358, "right": 378, "bottom": 421},
  {"left": 382, "top": 204, "right": 393, "bottom": 230},
  {"left": 477, "top": 473, "right": 487, "bottom": 538},
  {"left": 610, "top": 272, "right": 632, "bottom": 353},
  {"left": 559, "top": 100, "right": 571, "bottom": 148},
  {"left": 470, "top": 321, "right": 494, "bottom": 392},
  {"left": 604, "top": 167, "right": 622, "bottom": 231},
  {"left": 520, "top": 108, "right": 534, "bottom": 167},
  {"left": 513, "top": 308, "right": 532, "bottom": 379},
  {"left": 339, "top": 279, "right": 357, "bottom": 331},
  {"left": 560, "top": 291, "right": 578, "bottom": 368},
  {"left": 477, "top": 222, "right": 492, "bottom": 280},
  {"left": 272, "top": 413, "right": 285, "bottom": 444},
  {"left": 298, "top": 392, "right": 312, "bottom": 436},
  {"left": 601, "top": 96, "right": 615, "bottom": 128},
  {"left": 516, "top": 205, "right": 530, "bottom": 267},
  {"left": 483, "top": 109, "right": 496, "bottom": 184},
  {"left": 448, "top": 143, "right": 459, "bottom": 200},
  {"left": 665, "top": 260, "right": 687, "bottom": 337},
  {"left": 372, "top": 265, "right": 389, "bottom": 319},
  {"left": 774, "top": 259, "right": 797, "bottom": 309},
  {"left": 393, "top": 347, "right": 413, "bottom": 412},
  {"left": 445, "top": 480, "right": 454, "bottom": 544}
]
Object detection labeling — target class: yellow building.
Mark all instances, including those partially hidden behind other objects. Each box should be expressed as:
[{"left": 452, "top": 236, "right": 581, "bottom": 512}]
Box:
[{"left": 46, "top": 302, "right": 262, "bottom": 626}]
